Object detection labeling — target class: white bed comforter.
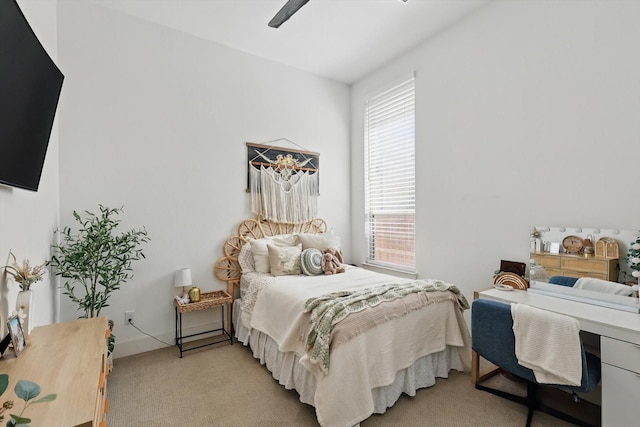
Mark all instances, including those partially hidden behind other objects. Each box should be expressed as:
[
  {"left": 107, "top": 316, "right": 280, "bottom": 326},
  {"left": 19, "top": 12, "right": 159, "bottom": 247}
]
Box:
[{"left": 240, "top": 267, "right": 471, "bottom": 427}]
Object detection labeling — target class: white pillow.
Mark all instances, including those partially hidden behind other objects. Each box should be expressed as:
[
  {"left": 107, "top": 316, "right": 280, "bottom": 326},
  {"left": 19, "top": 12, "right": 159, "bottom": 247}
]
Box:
[
  {"left": 268, "top": 243, "right": 302, "bottom": 276},
  {"left": 248, "top": 234, "right": 299, "bottom": 274},
  {"left": 238, "top": 243, "right": 255, "bottom": 273},
  {"left": 298, "top": 230, "right": 340, "bottom": 251}
]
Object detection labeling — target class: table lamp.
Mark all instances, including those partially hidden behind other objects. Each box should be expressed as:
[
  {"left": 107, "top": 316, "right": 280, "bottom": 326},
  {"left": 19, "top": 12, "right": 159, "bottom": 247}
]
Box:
[{"left": 174, "top": 268, "right": 192, "bottom": 302}]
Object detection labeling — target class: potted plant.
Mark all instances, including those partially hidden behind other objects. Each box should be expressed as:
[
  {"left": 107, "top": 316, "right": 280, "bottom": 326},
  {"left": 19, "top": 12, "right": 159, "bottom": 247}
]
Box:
[{"left": 48, "top": 205, "right": 149, "bottom": 358}]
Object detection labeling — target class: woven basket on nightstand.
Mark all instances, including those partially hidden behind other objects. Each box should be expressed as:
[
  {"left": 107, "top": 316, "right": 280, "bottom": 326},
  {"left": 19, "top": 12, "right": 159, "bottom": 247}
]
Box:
[{"left": 175, "top": 290, "right": 232, "bottom": 313}]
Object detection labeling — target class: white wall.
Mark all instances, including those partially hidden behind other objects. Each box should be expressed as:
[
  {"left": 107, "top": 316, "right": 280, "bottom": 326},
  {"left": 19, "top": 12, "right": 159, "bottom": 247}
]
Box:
[
  {"left": 0, "top": 0, "right": 60, "bottom": 336},
  {"left": 57, "top": 1, "right": 350, "bottom": 357},
  {"left": 351, "top": 0, "right": 640, "bottom": 311}
]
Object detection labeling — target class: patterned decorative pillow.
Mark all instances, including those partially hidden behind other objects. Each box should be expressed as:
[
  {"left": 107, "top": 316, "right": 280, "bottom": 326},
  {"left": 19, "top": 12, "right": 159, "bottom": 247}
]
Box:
[
  {"left": 238, "top": 243, "right": 255, "bottom": 273},
  {"left": 300, "top": 248, "right": 323, "bottom": 276},
  {"left": 267, "top": 243, "right": 302, "bottom": 276}
]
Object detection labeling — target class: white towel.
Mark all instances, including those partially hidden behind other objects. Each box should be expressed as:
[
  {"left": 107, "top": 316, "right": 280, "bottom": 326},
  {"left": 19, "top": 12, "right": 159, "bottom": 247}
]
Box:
[
  {"left": 511, "top": 303, "right": 582, "bottom": 386},
  {"left": 574, "top": 277, "right": 633, "bottom": 296}
]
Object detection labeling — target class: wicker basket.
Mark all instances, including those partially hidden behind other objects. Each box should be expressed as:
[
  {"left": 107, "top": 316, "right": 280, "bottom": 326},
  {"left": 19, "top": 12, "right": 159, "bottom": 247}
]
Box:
[
  {"left": 175, "top": 290, "right": 232, "bottom": 313},
  {"left": 595, "top": 237, "right": 619, "bottom": 259}
]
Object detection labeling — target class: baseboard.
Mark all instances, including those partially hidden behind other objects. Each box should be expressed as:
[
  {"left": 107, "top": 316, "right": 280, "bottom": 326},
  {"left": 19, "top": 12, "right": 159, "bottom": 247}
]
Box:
[{"left": 113, "top": 320, "right": 224, "bottom": 359}]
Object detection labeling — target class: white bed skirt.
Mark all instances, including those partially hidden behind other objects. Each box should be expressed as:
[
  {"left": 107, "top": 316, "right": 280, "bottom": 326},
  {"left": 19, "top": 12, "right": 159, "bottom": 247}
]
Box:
[{"left": 232, "top": 299, "right": 465, "bottom": 425}]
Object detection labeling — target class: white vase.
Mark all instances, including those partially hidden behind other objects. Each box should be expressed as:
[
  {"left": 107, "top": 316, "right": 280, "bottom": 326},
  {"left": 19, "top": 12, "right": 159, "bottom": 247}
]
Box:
[
  {"left": 16, "top": 289, "right": 34, "bottom": 335},
  {"left": 535, "top": 238, "right": 542, "bottom": 253}
]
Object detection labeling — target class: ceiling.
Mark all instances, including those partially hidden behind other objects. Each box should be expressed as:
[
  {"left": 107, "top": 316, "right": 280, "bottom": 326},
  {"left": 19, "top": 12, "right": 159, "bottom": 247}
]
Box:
[{"left": 88, "top": 0, "right": 490, "bottom": 84}]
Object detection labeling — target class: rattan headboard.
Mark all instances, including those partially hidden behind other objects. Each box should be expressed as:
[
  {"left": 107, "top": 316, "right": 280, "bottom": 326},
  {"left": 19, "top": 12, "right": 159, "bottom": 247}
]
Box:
[{"left": 214, "top": 216, "right": 327, "bottom": 300}]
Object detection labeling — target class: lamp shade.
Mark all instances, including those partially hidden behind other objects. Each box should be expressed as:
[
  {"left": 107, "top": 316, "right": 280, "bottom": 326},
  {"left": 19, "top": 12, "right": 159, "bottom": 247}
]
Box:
[{"left": 174, "top": 268, "right": 192, "bottom": 288}]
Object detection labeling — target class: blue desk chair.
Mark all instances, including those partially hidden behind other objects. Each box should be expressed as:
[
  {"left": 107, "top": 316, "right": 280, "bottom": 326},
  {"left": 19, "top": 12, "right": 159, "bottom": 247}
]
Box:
[
  {"left": 548, "top": 275, "right": 579, "bottom": 287},
  {"left": 471, "top": 299, "right": 601, "bottom": 427}
]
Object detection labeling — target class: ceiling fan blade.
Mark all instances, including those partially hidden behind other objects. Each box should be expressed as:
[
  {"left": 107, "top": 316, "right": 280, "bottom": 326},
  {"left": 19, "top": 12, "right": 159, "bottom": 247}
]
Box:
[{"left": 268, "top": 0, "right": 310, "bottom": 28}]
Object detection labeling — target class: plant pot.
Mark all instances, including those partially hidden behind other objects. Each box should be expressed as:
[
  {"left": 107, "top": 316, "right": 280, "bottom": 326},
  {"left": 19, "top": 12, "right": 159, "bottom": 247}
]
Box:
[{"left": 16, "top": 290, "right": 34, "bottom": 335}]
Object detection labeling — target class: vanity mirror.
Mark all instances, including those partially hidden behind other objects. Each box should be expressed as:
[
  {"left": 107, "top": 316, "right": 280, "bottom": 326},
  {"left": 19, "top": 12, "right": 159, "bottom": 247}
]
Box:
[{"left": 528, "top": 226, "right": 640, "bottom": 313}]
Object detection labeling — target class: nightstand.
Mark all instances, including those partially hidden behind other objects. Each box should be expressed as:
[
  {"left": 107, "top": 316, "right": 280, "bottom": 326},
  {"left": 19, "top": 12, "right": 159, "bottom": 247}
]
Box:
[{"left": 174, "top": 290, "right": 233, "bottom": 358}]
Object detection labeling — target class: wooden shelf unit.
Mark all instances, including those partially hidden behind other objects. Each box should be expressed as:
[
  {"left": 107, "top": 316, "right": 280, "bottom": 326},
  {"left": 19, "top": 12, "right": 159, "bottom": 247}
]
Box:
[
  {"left": 531, "top": 252, "right": 619, "bottom": 282},
  {"left": 0, "top": 317, "right": 110, "bottom": 427}
]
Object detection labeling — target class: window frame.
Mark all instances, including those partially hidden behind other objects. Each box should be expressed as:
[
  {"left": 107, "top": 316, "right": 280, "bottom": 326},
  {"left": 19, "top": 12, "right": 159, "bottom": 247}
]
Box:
[{"left": 363, "top": 75, "right": 416, "bottom": 273}]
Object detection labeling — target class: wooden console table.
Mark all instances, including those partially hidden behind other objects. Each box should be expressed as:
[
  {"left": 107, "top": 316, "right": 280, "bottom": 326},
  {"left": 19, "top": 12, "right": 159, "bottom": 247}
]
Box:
[
  {"left": 530, "top": 252, "right": 618, "bottom": 281},
  {"left": 0, "top": 317, "right": 110, "bottom": 426}
]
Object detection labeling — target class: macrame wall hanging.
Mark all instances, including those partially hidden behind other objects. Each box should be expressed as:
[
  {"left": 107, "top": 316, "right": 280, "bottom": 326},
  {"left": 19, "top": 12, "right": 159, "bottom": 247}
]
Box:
[{"left": 247, "top": 140, "right": 319, "bottom": 224}]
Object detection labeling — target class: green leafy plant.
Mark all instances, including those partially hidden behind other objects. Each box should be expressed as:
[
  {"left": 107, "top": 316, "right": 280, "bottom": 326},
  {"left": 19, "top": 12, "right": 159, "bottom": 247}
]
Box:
[
  {"left": 624, "top": 236, "right": 640, "bottom": 282},
  {"left": 0, "top": 374, "right": 57, "bottom": 427},
  {"left": 48, "top": 205, "right": 149, "bottom": 318}
]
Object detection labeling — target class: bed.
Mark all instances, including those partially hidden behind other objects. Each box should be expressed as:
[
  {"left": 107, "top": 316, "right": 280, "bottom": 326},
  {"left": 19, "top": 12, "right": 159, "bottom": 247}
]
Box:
[{"left": 214, "top": 216, "right": 471, "bottom": 427}]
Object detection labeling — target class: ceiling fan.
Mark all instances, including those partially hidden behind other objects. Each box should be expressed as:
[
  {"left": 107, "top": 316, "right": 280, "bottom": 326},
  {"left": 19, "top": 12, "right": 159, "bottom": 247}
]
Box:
[
  {"left": 268, "top": 0, "right": 310, "bottom": 28},
  {"left": 268, "top": 0, "right": 409, "bottom": 28}
]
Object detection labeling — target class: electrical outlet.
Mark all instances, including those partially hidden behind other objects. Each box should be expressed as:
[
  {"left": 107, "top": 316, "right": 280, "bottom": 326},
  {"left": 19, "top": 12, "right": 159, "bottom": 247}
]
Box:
[{"left": 125, "top": 310, "right": 135, "bottom": 325}]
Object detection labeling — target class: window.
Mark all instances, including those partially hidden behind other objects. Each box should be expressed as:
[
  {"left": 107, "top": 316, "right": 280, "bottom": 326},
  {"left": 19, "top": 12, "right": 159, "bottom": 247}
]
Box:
[{"left": 364, "top": 77, "right": 415, "bottom": 272}]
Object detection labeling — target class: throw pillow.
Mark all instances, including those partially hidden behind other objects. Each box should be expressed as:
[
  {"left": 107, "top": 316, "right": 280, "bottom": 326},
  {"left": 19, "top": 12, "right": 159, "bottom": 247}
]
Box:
[
  {"left": 268, "top": 243, "right": 303, "bottom": 276},
  {"left": 249, "top": 234, "right": 299, "bottom": 274},
  {"left": 300, "top": 248, "right": 323, "bottom": 276},
  {"left": 238, "top": 242, "right": 255, "bottom": 273},
  {"left": 298, "top": 230, "right": 340, "bottom": 251}
]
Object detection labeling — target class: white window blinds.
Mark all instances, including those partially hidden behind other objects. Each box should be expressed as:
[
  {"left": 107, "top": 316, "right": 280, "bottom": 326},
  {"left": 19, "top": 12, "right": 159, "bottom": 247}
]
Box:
[{"left": 364, "top": 77, "right": 415, "bottom": 271}]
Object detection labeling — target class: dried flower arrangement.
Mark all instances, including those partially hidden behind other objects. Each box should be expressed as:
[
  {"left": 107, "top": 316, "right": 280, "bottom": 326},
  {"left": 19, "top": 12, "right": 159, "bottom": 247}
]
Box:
[{"left": 2, "top": 252, "right": 46, "bottom": 291}]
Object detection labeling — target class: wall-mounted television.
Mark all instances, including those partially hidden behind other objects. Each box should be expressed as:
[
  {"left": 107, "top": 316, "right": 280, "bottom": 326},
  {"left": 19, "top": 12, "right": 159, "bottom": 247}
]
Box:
[{"left": 0, "top": 0, "right": 64, "bottom": 192}]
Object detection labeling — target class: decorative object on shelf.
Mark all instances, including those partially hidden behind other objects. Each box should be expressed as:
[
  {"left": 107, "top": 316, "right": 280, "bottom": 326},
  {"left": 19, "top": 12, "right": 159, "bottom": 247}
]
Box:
[
  {"left": 494, "top": 272, "right": 528, "bottom": 290},
  {"left": 174, "top": 268, "right": 192, "bottom": 303},
  {"left": 595, "top": 237, "right": 619, "bottom": 259},
  {"left": 247, "top": 141, "right": 319, "bottom": 224},
  {"left": 624, "top": 235, "right": 640, "bottom": 283},
  {"left": 14, "top": 291, "right": 33, "bottom": 336},
  {"left": 562, "top": 235, "right": 584, "bottom": 254},
  {"left": 0, "top": 374, "right": 57, "bottom": 427},
  {"left": 2, "top": 252, "right": 45, "bottom": 335},
  {"left": 583, "top": 235, "right": 594, "bottom": 257},
  {"left": 188, "top": 285, "right": 201, "bottom": 303},
  {"left": 8, "top": 309, "right": 26, "bottom": 336},
  {"left": 2, "top": 252, "right": 46, "bottom": 291},
  {"left": 493, "top": 260, "right": 528, "bottom": 290},
  {"left": 500, "top": 260, "right": 526, "bottom": 277},
  {"left": 530, "top": 228, "right": 543, "bottom": 253},
  {"left": 6, "top": 314, "right": 25, "bottom": 357}
]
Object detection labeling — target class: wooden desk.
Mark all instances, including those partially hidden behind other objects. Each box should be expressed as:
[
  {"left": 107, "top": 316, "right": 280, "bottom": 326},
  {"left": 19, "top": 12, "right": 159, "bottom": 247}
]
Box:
[
  {"left": 474, "top": 288, "right": 640, "bottom": 426},
  {"left": 0, "top": 317, "right": 109, "bottom": 427}
]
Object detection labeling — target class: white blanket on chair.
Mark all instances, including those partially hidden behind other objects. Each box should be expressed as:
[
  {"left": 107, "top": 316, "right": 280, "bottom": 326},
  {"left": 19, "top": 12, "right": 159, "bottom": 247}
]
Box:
[{"left": 511, "top": 303, "right": 582, "bottom": 386}]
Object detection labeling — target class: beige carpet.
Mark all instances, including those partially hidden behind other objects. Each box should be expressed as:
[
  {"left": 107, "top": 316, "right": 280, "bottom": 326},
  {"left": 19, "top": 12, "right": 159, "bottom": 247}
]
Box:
[{"left": 107, "top": 339, "right": 595, "bottom": 426}]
